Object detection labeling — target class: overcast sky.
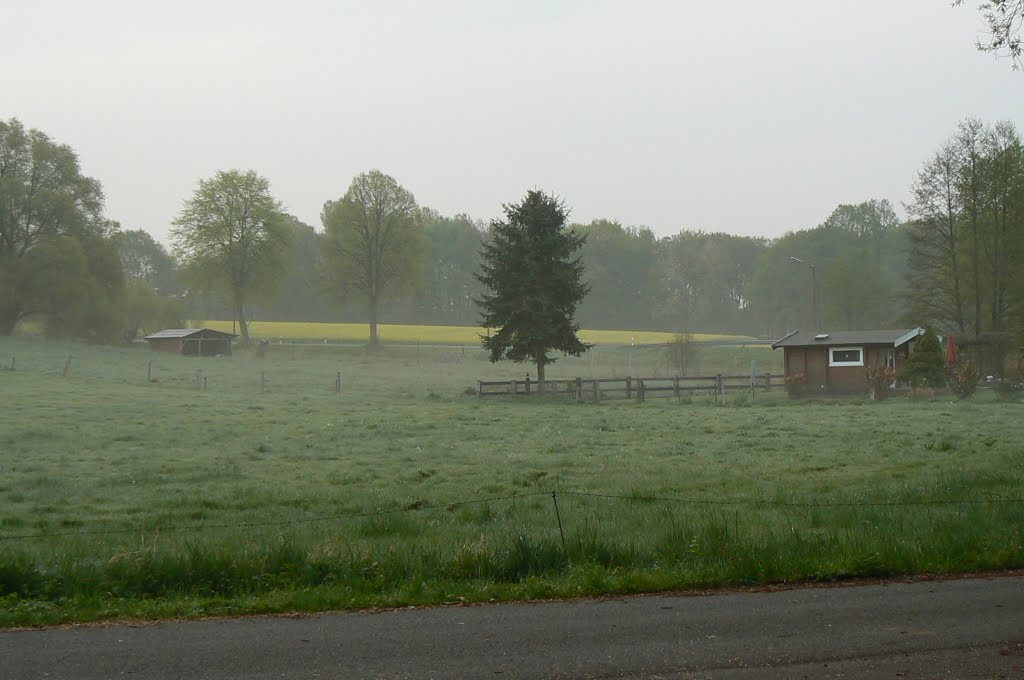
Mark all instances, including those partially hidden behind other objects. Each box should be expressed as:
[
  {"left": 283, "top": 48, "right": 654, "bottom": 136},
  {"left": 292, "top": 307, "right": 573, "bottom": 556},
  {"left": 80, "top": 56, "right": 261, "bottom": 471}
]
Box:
[{"left": 3, "top": 1, "right": 1021, "bottom": 244}]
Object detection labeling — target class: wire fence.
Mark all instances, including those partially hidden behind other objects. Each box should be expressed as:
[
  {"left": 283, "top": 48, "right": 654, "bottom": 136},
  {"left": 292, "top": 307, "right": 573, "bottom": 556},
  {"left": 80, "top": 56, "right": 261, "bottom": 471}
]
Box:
[{"left": 2, "top": 489, "right": 1022, "bottom": 543}]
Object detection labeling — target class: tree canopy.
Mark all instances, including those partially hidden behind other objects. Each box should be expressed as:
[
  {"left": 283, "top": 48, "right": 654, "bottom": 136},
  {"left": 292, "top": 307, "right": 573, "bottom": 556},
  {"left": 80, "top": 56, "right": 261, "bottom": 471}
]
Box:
[
  {"left": 905, "top": 118, "right": 1024, "bottom": 339},
  {"left": 321, "top": 170, "right": 423, "bottom": 345},
  {"left": 955, "top": 0, "right": 1023, "bottom": 67},
  {"left": 475, "top": 190, "right": 591, "bottom": 390},
  {"left": 0, "top": 118, "right": 124, "bottom": 339},
  {"left": 171, "top": 170, "right": 290, "bottom": 344}
]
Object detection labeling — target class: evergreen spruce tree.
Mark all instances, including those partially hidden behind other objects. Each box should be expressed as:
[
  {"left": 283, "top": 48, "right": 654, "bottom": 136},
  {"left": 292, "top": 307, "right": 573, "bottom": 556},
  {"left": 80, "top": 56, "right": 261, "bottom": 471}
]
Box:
[
  {"left": 475, "top": 190, "right": 591, "bottom": 393},
  {"left": 900, "top": 326, "right": 947, "bottom": 389}
]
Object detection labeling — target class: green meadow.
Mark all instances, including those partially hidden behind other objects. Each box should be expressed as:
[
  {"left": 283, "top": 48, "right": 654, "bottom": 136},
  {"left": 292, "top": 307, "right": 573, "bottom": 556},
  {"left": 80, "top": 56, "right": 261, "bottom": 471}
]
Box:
[{"left": 0, "top": 337, "right": 1021, "bottom": 626}]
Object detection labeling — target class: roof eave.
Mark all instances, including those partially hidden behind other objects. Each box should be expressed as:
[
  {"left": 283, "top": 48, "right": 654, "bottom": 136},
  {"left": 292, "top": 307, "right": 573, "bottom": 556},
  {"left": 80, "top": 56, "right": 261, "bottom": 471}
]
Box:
[
  {"left": 771, "top": 330, "right": 799, "bottom": 349},
  {"left": 893, "top": 327, "right": 924, "bottom": 347}
]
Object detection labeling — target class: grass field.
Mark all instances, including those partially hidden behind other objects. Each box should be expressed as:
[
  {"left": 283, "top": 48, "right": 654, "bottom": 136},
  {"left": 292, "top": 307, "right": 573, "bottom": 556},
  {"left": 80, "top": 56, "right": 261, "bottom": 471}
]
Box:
[
  {"left": 192, "top": 320, "right": 755, "bottom": 346},
  {"left": 0, "top": 336, "right": 1022, "bottom": 627}
]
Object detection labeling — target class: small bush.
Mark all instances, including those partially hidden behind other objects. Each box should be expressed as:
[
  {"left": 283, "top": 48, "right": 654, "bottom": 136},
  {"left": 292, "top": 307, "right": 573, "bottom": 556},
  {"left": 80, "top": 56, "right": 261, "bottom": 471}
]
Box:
[
  {"left": 867, "top": 366, "right": 896, "bottom": 401},
  {"left": 664, "top": 331, "right": 700, "bottom": 375},
  {"left": 900, "top": 326, "right": 946, "bottom": 389},
  {"left": 785, "top": 372, "right": 807, "bottom": 398},
  {"left": 994, "top": 372, "right": 1024, "bottom": 402},
  {"left": 949, "top": 362, "right": 980, "bottom": 399}
]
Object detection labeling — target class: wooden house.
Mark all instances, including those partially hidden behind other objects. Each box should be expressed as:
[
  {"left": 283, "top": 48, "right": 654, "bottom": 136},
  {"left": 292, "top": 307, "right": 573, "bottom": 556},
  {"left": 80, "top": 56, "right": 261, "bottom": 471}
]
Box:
[
  {"left": 144, "top": 328, "right": 237, "bottom": 356},
  {"left": 771, "top": 328, "right": 924, "bottom": 395}
]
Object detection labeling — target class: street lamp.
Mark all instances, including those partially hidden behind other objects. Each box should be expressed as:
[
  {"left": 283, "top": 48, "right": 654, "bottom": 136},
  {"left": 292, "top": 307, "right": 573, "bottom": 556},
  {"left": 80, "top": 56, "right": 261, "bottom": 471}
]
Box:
[{"left": 789, "top": 256, "right": 818, "bottom": 330}]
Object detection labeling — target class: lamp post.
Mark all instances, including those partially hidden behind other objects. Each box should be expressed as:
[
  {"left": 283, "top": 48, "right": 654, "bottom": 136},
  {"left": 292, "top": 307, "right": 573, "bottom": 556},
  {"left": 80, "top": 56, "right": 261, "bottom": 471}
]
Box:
[{"left": 789, "top": 256, "right": 817, "bottom": 330}]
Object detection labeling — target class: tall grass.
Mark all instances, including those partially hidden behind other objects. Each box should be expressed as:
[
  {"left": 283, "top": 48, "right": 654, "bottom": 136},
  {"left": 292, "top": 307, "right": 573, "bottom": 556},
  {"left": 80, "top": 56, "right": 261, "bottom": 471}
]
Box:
[{"left": 0, "top": 337, "right": 1021, "bottom": 625}]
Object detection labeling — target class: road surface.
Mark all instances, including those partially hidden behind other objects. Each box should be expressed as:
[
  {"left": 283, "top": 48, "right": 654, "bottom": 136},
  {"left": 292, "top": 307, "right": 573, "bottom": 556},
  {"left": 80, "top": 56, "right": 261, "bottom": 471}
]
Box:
[{"left": 2, "top": 575, "right": 1021, "bottom": 679}]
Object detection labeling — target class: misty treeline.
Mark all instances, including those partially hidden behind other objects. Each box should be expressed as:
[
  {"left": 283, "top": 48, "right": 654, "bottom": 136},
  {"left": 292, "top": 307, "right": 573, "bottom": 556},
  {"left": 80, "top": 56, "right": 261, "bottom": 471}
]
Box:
[{"left": 2, "top": 116, "right": 1022, "bottom": 343}]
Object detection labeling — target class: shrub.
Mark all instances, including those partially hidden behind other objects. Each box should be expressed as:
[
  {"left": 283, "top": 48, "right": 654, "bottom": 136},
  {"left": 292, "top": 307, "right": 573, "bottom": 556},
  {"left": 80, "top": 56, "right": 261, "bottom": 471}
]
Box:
[
  {"left": 949, "top": 362, "right": 980, "bottom": 399},
  {"left": 867, "top": 366, "right": 896, "bottom": 401},
  {"left": 899, "top": 326, "right": 946, "bottom": 389},
  {"left": 994, "top": 371, "right": 1024, "bottom": 402},
  {"left": 785, "top": 372, "right": 807, "bottom": 398},
  {"left": 664, "top": 332, "right": 700, "bottom": 375}
]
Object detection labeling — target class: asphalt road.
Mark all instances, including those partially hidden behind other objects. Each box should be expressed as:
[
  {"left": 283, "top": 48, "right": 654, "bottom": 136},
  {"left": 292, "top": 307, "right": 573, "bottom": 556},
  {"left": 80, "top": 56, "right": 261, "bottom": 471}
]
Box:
[{"left": 2, "top": 575, "right": 1022, "bottom": 679}]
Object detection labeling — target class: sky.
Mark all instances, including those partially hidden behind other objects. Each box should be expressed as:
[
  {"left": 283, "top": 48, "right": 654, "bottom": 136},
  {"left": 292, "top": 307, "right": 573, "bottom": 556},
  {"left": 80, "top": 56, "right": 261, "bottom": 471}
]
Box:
[{"left": 2, "top": 1, "right": 1022, "bottom": 245}]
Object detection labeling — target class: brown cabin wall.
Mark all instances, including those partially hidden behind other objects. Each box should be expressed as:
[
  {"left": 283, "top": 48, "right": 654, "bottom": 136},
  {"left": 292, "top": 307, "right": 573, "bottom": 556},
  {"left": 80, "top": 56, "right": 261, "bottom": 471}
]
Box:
[
  {"left": 149, "top": 338, "right": 183, "bottom": 354},
  {"left": 783, "top": 342, "right": 915, "bottom": 395}
]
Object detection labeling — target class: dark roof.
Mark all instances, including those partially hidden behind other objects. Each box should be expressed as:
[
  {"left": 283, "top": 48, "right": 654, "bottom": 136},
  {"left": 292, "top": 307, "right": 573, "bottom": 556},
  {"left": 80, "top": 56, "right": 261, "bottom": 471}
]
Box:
[
  {"left": 144, "top": 328, "right": 238, "bottom": 340},
  {"left": 771, "top": 328, "right": 923, "bottom": 349}
]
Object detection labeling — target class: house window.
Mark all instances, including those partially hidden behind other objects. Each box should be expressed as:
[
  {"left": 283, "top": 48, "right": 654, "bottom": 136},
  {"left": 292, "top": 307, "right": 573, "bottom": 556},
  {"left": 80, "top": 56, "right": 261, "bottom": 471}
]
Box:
[{"left": 829, "top": 346, "right": 863, "bottom": 367}]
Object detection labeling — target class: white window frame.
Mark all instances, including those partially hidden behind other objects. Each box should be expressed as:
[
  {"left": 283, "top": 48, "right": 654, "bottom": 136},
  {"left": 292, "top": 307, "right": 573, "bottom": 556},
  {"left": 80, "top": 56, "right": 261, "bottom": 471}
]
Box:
[{"left": 829, "top": 346, "right": 864, "bottom": 367}]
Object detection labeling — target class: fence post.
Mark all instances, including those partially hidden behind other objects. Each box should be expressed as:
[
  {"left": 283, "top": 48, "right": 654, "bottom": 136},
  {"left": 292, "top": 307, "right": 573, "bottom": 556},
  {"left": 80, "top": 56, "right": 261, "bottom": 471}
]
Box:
[
  {"left": 575, "top": 377, "right": 583, "bottom": 403},
  {"left": 62, "top": 355, "right": 72, "bottom": 378},
  {"left": 765, "top": 371, "right": 772, "bottom": 391},
  {"left": 260, "top": 371, "right": 265, "bottom": 393},
  {"left": 716, "top": 373, "right": 724, "bottom": 397},
  {"left": 592, "top": 379, "right": 600, "bottom": 402},
  {"left": 638, "top": 379, "right": 646, "bottom": 403},
  {"left": 525, "top": 375, "right": 531, "bottom": 395},
  {"left": 551, "top": 491, "right": 568, "bottom": 556},
  {"left": 626, "top": 376, "right": 632, "bottom": 400},
  {"left": 147, "top": 360, "right": 152, "bottom": 383},
  {"left": 673, "top": 375, "right": 680, "bottom": 399},
  {"left": 511, "top": 379, "right": 518, "bottom": 396},
  {"left": 196, "top": 369, "right": 203, "bottom": 390},
  {"left": 477, "top": 380, "right": 483, "bottom": 397},
  {"left": 335, "top": 371, "right": 342, "bottom": 392}
]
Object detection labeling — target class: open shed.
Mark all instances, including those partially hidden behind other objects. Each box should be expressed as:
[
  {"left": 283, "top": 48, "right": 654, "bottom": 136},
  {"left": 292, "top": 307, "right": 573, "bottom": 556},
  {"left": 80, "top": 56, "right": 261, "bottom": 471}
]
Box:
[
  {"left": 772, "top": 328, "right": 924, "bottom": 395},
  {"left": 144, "top": 328, "right": 237, "bottom": 356}
]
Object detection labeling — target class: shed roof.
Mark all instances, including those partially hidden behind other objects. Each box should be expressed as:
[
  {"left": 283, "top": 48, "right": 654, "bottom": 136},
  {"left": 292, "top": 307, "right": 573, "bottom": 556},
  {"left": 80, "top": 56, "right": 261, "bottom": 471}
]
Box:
[
  {"left": 771, "top": 328, "right": 923, "bottom": 349},
  {"left": 144, "top": 328, "right": 238, "bottom": 340}
]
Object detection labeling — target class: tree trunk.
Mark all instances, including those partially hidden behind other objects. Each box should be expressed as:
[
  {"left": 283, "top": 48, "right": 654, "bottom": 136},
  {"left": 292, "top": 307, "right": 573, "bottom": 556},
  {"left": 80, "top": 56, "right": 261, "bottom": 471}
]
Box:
[
  {"left": 536, "top": 361, "right": 545, "bottom": 395},
  {"left": 236, "top": 301, "right": 250, "bottom": 345},
  {"left": 368, "top": 295, "right": 380, "bottom": 346}
]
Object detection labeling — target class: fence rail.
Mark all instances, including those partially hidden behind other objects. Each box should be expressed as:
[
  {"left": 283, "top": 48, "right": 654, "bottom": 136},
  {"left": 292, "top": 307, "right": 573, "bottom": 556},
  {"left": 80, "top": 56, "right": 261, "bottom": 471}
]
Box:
[{"left": 478, "top": 373, "right": 783, "bottom": 401}]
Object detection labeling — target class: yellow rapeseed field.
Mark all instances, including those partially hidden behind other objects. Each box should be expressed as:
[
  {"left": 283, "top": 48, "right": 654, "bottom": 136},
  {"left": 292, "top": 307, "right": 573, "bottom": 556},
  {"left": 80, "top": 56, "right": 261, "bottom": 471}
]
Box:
[{"left": 192, "top": 320, "right": 754, "bottom": 345}]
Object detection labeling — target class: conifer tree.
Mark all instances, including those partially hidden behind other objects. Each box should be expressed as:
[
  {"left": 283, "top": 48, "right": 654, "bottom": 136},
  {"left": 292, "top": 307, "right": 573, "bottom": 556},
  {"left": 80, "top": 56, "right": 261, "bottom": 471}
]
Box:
[
  {"left": 900, "top": 326, "right": 947, "bottom": 389},
  {"left": 475, "top": 190, "right": 591, "bottom": 392}
]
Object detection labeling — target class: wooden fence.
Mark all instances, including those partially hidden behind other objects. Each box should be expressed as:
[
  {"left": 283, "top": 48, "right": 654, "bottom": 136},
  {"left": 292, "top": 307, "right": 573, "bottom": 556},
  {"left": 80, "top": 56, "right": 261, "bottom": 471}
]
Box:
[{"left": 477, "top": 373, "right": 783, "bottom": 401}]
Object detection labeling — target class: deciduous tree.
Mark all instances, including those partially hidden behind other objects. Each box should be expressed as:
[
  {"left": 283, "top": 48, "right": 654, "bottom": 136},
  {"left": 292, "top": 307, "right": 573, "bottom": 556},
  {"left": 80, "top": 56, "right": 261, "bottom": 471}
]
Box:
[
  {"left": 321, "top": 171, "right": 423, "bottom": 345},
  {"left": 954, "top": 0, "right": 1023, "bottom": 67},
  {"left": 0, "top": 118, "right": 126, "bottom": 339},
  {"left": 475, "top": 190, "right": 591, "bottom": 392},
  {"left": 171, "top": 170, "right": 290, "bottom": 344},
  {"left": 113, "top": 229, "right": 178, "bottom": 294}
]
